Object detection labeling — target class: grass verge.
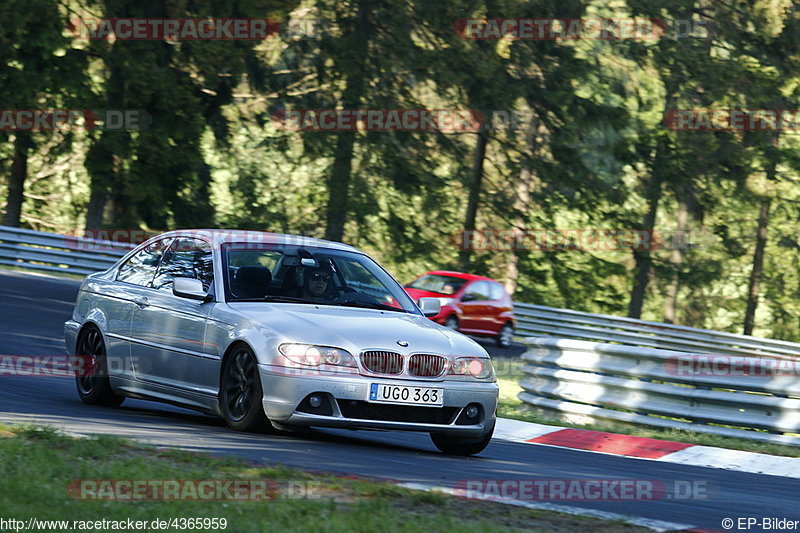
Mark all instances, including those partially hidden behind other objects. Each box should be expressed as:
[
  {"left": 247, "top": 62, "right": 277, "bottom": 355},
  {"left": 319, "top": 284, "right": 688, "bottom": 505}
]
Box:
[
  {"left": 0, "top": 424, "right": 651, "bottom": 533},
  {"left": 495, "top": 357, "right": 800, "bottom": 458}
]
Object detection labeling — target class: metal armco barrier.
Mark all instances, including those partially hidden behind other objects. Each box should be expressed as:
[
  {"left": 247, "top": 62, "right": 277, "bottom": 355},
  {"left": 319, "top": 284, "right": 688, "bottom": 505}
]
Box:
[
  {"left": 0, "top": 225, "right": 134, "bottom": 276},
  {"left": 520, "top": 337, "right": 800, "bottom": 446},
  {"left": 514, "top": 301, "right": 800, "bottom": 358}
]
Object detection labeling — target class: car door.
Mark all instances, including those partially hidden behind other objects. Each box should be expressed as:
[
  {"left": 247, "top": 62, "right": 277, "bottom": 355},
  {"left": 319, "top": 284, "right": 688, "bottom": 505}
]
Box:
[
  {"left": 106, "top": 237, "right": 173, "bottom": 380},
  {"left": 458, "top": 280, "right": 490, "bottom": 332},
  {"left": 130, "top": 237, "right": 216, "bottom": 396},
  {"left": 485, "top": 282, "right": 507, "bottom": 333}
]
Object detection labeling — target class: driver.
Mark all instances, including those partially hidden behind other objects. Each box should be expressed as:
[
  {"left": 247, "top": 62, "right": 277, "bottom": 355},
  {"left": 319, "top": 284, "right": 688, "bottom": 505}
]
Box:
[{"left": 300, "top": 265, "right": 333, "bottom": 299}]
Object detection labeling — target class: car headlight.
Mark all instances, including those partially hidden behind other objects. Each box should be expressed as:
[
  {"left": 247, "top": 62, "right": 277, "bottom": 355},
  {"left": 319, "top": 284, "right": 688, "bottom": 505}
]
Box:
[
  {"left": 448, "top": 357, "right": 494, "bottom": 379},
  {"left": 278, "top": 344, "right": 357, "bottom": 367}
]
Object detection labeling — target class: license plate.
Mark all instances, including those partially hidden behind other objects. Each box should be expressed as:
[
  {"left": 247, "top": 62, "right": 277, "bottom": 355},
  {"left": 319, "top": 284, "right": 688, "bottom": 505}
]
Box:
[{"left": 368, "top": 383, "right": 443, "bottom": 406}]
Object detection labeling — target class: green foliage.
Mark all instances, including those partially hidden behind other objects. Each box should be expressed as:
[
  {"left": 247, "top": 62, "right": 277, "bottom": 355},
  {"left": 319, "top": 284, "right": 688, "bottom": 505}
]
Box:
[{"left": 3, "top": 0, "right": 800, "bottom": 339}]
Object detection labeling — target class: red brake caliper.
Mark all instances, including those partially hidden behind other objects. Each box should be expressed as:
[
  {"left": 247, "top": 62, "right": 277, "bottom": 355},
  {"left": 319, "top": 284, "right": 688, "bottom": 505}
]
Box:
[{"left": 73, "top": 354, "right": 99, "bottom": 377}]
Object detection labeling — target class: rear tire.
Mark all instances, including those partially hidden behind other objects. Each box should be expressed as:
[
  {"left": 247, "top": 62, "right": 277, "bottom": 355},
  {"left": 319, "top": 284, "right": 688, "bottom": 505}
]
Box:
[
  {"left": 75, "top": 326, "right": 125, "bottom": 407},
  {"left": 496, "top": 323, "right": 513, "bottom": 348},
  {"left": 220, "top": 345, "right": 269, "bottom": 432},
  {"left": 430, "top": 421, "right": 495, "bottom": 456}
]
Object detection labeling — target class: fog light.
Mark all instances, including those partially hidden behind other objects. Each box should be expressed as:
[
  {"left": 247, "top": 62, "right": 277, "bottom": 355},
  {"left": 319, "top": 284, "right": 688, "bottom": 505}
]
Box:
[
  {"left": 465, "top": 406, "right": 479, "bottom": 419},
  {"left": 309, "top": 395, "right": 322, "bottom": 408}
]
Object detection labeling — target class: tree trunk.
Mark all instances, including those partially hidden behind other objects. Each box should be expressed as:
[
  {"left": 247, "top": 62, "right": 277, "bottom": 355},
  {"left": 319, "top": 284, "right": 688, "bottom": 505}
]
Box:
[
  {"left": 503, "top": 117, "right": 546, "bottom": 294},
  {"left": 2, "top": 134, "right": 31, "bottom": 227},
  {"left": 628, "top": 82, "right": 679, "bottom": 319},
  {"left": 743, "top": 131, "right": 779, "bottom": 336},
  {"left": 457, "top": 130, "right": 489, "bottom": 270},
  {"left": 503, "top": 167, "right": 532, "bottom": 295},
  {"left": 84, "top": 140, "right": 122, "bottom": 232},
  {"left": 628, "top": 166, "right": 665, "bottom": 318},
  {"left": 325, "top": 132, "right": 357, "bottom": 242},
  {"left": 663, "top": 192, "right": 689, "bottom": 323},
  {"left": 323, "top": 0, "right": 370, "bottom": 242},
  {"left": 85, "top": 52, "right": 128, "bottom": 232},
  {"left": 743, "top": 197, "right": 771, "bottom": 335},
  {"left": 84, "top": 189, "right": 107, "bottom": 232}
]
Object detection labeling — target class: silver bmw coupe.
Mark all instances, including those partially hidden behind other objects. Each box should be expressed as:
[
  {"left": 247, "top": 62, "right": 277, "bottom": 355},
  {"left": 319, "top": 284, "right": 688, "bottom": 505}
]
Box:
[{"left": 65, "top": 230, "right": 498, "bottom": 455}]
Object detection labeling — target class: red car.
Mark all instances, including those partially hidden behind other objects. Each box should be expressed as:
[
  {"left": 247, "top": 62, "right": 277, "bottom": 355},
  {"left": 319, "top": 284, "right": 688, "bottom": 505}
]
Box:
[{"left": 404, "top": 271, "right": 515, "bottom": 347}]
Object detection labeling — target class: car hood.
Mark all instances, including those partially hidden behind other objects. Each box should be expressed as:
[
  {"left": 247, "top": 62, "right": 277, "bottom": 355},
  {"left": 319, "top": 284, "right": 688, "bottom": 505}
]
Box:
[
  {"left": 227, "top": 303, "right": 487, "bottom": 358},
  {"left": 404, "top": 288, "right": 453, "bottom": 301}
]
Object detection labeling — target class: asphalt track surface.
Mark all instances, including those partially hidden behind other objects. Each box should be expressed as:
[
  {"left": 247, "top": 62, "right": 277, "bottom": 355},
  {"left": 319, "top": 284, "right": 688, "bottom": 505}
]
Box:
[{"left": 1, "top": 269, "right": 798, "bottom": 531}]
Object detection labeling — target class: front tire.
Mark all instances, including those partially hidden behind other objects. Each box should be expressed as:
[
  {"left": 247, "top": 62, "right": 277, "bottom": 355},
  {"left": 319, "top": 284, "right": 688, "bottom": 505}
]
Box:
[
  {"left": 220, "top": 345, "right": 269, "bottom": 432},
  {"left": 430, "top": 421, "right": 495, "bottom": 456},
  {"left": 75, "top": 326, "right": 125, "bottom": 407}
]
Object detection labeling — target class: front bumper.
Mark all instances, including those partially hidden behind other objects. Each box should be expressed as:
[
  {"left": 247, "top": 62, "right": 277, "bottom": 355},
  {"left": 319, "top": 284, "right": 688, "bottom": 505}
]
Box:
[
  {"left": 64, "top": 320, "right": 80, "bottom": 356},
  {"left": 259, "top": 365, "right": 498, "bottom": 437}
]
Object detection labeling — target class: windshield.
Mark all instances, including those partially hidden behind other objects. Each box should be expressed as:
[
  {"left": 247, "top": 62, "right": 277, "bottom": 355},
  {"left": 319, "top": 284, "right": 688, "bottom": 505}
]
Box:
[
  {"left": 222, "top": 242, "right": 419, "bottom": 314},
  {"left": 407, "top": 274, "right": 467, "bottom": 296}
]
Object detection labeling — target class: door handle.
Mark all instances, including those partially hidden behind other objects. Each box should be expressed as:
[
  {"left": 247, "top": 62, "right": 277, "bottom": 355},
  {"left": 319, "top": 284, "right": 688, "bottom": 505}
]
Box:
[{"left": 134, "top": 296, "right": 150, "bottom": 308}]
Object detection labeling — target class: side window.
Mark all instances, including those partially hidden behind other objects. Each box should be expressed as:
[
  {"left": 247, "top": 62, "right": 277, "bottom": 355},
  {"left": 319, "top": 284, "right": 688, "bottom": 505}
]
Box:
[
  {"left": 227, "top": 249, "right": 282, "bottom": 274},
  {"left": 152, "top": 238, "right": 214, "bottom": 293},
  {"left": 489, "top": 282, "right": 505, "bottom": 301},
  {"left": 116, "top": 238, "right": 171, "bottom": 287},
  {"left": 463, "top": 281, "right": 489, "bottom": 301},
  {"left": 338, "top": 259, "right": 387, "bottom": 300}
]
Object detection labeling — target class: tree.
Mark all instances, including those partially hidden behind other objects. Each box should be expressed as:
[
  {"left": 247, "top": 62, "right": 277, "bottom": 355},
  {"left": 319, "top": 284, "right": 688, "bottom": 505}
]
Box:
[
  {"left": 81, "top": 0, "right": 297, "bottom": 231},
  {"left": 0, "top": 0, "right": 86, "bottom": 227}
]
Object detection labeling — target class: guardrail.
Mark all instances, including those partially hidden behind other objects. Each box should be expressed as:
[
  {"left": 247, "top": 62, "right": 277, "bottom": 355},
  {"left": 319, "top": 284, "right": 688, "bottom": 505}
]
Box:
[
  {"left": 513, "top": 301, "right": 800, "bottom": 358},
  {"left": 0, "top": 226, "right": 133, "bottom": 276},
  {"left": 519, "top": 337, "right": 800, "bottom": 446}
]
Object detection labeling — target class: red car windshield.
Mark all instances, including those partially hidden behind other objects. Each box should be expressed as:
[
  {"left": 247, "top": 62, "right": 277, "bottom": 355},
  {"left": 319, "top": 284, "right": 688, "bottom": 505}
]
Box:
[{"left": 407, "top": 274, "right": 467, "bottom": 296}]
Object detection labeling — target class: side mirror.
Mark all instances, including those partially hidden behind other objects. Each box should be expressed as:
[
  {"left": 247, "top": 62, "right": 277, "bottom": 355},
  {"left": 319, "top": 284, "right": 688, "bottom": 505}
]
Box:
[
  {"left": 173, "top": 277, "right": 209, "bottom": 301},
  {"left": 461, "top": 293, "right": 477, "bottom": 302},
  {"left": 418, "top": 297, "right": 441, "bottom": 318}
]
